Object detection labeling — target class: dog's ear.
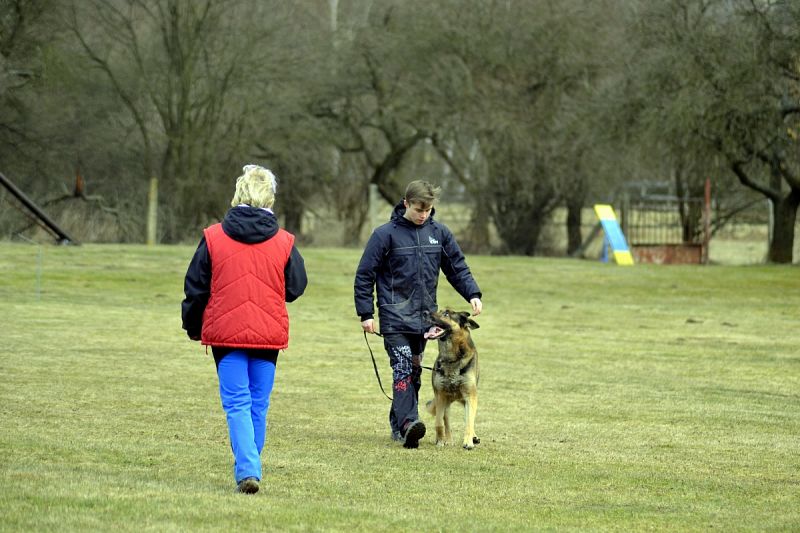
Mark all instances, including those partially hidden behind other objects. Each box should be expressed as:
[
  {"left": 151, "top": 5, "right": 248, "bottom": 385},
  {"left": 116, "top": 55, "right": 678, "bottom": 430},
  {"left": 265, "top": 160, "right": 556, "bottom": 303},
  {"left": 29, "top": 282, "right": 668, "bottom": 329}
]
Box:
[{"left": 458, "top": 311, "right": 479, "bottom": 330}]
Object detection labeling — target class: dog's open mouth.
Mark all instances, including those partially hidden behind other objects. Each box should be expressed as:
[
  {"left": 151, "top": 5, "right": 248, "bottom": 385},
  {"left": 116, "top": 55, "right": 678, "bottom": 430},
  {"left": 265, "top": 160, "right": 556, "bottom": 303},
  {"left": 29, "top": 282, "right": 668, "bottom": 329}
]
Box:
[{"left": 424, "top": 325, "right": 446, "bottom": 340}]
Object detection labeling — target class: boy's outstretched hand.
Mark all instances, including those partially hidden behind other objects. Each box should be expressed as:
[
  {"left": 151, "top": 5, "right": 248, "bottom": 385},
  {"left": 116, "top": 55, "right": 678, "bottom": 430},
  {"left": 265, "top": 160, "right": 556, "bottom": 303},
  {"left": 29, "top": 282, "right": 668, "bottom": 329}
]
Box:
[{"left": 470, "top": 297, "right": 483, "bottom": 316}]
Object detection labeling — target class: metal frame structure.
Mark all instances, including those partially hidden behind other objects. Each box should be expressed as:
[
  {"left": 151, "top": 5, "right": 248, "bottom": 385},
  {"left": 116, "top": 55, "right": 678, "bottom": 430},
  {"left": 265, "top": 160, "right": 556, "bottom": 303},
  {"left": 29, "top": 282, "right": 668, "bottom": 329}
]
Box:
[
  {"left": 0, "top": 172, "right": 77, "bottom": 244},
  {"left": 620, "top": 179, "right": 711, "bottom": 264}
]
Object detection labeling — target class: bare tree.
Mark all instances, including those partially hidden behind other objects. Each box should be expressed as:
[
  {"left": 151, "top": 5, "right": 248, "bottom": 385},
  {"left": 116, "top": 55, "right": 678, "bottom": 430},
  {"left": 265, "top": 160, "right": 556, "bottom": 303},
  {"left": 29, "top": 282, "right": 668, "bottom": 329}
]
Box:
[
  {"left": 67, "top": 0, "right": 303, "bottom": 241},
  {"left": 418, "top": 1, "right": 575, "bottom": 254},
  {"left": 622, "top": 0, "right": 800, "bottom": 263},
  {"left": 311, "top": 0, "right": 440, "bottom": 244},
  {"left": 0, "top": 0, "right": 46, "bottom": 161}
]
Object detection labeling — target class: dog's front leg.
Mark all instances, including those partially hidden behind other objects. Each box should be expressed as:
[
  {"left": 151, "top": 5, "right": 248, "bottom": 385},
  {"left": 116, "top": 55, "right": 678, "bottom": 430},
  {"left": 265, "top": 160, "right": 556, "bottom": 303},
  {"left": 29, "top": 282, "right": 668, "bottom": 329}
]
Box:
[
  {"left": 462, "top": 391, "right": 478, "bottom": 450},
  {"left": 443, "top": 403, "right": 452, "bottom": 444},
  {"left": 434, "top": 395, "right": 449, "bottom": 446}
]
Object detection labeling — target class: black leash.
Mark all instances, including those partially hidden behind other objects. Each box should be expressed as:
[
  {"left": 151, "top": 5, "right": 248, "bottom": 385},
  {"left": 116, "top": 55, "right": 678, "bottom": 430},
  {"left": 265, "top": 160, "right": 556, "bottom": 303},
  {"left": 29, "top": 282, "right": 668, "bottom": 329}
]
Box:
[
  {"left": 363, "top": 330, "right": 434, "bottom": 402},
  {"left": 363, "top": 331, "right": 393, "bottom": 401}
]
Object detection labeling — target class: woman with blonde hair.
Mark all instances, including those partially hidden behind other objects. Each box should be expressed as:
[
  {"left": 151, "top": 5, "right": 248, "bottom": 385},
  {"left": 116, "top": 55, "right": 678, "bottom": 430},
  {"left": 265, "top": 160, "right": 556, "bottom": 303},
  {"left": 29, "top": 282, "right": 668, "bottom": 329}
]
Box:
[{"left": 182, "top": 164, "right": 307, "bottom": 494}]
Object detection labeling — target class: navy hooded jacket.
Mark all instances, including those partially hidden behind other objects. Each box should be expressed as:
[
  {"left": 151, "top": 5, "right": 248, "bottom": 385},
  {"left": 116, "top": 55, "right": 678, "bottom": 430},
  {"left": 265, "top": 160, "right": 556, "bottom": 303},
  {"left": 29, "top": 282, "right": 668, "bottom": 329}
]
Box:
[{"left": 354, "top": 201, "right": 481, "bottom": 335}]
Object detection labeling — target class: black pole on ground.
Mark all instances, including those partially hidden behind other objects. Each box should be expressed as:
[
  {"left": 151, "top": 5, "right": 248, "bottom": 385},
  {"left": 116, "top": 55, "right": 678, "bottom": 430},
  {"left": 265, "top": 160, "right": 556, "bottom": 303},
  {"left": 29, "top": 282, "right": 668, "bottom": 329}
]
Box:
[{"left": 0, "top": 172, "right": 78, "bottom": 244}]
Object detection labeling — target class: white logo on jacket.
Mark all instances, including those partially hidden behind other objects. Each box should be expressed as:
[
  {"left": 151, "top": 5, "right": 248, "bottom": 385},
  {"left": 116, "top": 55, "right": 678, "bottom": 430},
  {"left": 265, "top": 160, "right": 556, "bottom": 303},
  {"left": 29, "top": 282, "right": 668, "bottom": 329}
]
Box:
[{"left": 428, "top": 235, "right": 439, "bottom": 245}]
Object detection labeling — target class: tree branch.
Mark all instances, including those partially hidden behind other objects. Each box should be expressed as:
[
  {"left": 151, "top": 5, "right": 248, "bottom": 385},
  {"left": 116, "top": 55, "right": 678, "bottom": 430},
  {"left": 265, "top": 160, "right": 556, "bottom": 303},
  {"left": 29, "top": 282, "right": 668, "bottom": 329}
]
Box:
[
  {"left": 730, "top": 160, "right": 779, "bottom": 202},
  {"left": 68, "top": 3, "right": 154, "bottom": 178}
]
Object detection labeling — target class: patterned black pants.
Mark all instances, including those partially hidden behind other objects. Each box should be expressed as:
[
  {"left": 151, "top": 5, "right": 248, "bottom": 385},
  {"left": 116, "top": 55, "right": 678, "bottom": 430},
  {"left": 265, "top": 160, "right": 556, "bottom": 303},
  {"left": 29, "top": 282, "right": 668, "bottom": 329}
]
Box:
[{"left": 383, "top": 333, "right": 427, "bottom": 435}]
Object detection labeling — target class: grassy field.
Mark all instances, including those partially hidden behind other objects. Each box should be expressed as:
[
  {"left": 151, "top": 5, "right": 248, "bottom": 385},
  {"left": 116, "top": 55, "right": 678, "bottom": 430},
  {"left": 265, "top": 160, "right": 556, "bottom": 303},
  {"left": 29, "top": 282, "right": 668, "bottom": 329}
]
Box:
[{"left": 0, "top": 243, "right": 798, "bottom": 532}]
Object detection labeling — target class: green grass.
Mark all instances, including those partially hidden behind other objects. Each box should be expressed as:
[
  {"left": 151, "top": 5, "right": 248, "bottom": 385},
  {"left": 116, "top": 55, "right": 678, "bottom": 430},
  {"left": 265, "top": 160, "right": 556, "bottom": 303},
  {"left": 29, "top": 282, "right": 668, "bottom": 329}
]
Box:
[{"left": 0, "top": 243, "right": 798, "bottom": 532}]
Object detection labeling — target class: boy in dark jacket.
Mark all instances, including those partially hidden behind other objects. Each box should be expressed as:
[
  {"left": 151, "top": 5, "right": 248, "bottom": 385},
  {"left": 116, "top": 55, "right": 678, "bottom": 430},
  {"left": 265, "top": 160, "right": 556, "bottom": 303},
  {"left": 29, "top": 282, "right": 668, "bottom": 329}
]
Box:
[{"left": 354, "top": 180, "right": 482, "bottom": 448}]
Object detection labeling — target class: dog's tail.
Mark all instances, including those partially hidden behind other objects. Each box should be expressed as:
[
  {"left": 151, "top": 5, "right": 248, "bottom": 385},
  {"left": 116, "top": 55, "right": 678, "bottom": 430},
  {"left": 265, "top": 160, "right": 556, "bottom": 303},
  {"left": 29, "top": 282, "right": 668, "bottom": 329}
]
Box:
[{"left": 425, "top": 400, "right": 436, "bottom": 416}]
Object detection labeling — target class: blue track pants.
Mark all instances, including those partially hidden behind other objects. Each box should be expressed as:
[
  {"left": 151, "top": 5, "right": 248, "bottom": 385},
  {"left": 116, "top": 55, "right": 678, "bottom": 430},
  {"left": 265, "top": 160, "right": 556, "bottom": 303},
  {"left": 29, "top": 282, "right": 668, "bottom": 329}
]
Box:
[{"left": 216, "top": 351, "right": 276, "bottom": 483}]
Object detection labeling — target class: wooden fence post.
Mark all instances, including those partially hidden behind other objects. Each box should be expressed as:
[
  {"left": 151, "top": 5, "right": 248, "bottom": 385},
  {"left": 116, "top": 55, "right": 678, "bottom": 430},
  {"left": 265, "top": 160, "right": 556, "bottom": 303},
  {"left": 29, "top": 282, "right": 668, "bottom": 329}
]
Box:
[
  {"left": 147, "top": 177, "right": 158, "bottom": 246},
  {"left": 702, "top": 177, "right": 711, "bottom": 265}
]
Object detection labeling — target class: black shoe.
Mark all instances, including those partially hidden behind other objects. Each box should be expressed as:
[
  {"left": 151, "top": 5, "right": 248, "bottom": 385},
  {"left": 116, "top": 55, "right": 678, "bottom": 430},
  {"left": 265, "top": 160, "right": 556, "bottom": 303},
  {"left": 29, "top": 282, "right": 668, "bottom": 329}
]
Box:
[
  {"left": 235, "top": 477, "right": 260, "bottom": 494},
  {"left": 401, "top": 420, "right": 426, "bottom": 449}
]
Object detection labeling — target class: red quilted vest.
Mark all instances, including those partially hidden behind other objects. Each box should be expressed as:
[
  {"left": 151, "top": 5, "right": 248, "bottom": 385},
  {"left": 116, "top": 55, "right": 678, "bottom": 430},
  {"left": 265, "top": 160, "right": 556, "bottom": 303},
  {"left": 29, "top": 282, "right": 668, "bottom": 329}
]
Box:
[{"left": 201, "top": 223, "right": 294, "bottom": 349}]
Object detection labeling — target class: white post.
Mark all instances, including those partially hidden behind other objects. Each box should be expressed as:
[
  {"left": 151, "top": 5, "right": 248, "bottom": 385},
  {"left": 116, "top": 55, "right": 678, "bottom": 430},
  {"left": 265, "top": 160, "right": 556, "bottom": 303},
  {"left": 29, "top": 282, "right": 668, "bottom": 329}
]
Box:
[
  {"left": 767, "top": 198, "right": 773, "bottom": 247},
  {"left": 329, "top": 0, "right": 338, "bottom": 32},
  {"left": 147, "top": 177, "right": 158, "bottom": 246}
]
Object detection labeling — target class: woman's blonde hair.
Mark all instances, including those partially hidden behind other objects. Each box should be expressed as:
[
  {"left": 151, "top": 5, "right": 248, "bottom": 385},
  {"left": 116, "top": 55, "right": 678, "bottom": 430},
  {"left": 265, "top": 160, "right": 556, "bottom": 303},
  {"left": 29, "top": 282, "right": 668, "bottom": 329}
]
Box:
[{"left": 231, "top": 164, "right": 278, "bottom": 208}]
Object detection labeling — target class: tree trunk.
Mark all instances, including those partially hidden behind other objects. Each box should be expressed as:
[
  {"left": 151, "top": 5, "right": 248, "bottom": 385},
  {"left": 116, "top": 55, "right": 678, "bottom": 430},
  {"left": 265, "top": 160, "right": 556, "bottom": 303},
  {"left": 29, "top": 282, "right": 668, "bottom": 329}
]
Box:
[
  {"left": 461, "top": 206, "right": 492, "bottom": 254},
  {"left": 768, "top": 189, "right": 800, "bottom": 264},
  {"left": 522, "top": 218, "right": 545, "bottom": 256},
  {"left": 279, "top": 182, "right": 306, "bottom": 241},
  {"left": 341, "top": 205, "right": 368, "bottom": 247},
  {"left": 283, "top": 208, "right": 305, "bottom": 241},
  {"left": 496, "top": 206, "right": 552, "bottom": 255},
  {"left": 565, "top": 196, "right": 584, "bottom": 255}
]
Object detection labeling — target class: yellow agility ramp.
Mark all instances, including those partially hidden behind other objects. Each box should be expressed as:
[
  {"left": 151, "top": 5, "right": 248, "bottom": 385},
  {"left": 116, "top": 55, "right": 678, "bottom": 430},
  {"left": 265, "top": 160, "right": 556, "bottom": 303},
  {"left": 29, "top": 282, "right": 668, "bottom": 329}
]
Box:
[{"left": 594, "top": 204, "right": 634, "bottom": 266}]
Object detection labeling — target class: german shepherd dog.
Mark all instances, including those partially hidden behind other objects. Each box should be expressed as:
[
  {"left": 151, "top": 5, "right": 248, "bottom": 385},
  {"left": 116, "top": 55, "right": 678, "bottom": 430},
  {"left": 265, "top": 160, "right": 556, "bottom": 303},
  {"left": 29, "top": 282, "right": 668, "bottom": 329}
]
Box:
[{"left": 423, "top": 309, "right": 480, "bottom": 449}]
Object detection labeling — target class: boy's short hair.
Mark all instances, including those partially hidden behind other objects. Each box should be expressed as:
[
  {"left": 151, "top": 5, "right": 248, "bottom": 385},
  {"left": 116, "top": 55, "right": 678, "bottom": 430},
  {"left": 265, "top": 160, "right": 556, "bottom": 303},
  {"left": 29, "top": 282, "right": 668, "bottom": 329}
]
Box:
[
  {"left": 404, "top": 180, "right": 441, "bottom": 209},
  {"left": 231, "top": 165, "right": 277, "bottom": 208}
]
